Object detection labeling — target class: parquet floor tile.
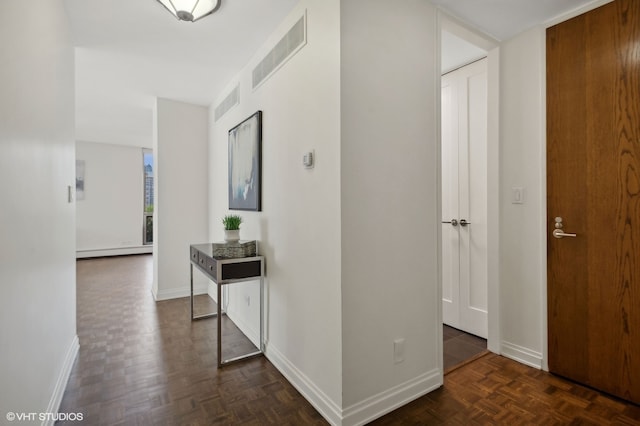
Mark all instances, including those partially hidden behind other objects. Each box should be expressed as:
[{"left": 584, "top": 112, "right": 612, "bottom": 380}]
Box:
[
  {"left": 57, "top": 255, "right": 326, "bottom": 425},
  {"left": 373, "top": 353, "right": 640, "bottom": 425},
  {"left": 58, "top": 254, "right": 640, "bottom": 425}
]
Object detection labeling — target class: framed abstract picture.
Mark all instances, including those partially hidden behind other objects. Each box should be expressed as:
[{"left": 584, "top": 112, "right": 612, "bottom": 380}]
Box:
[{"left": 228, "top": 111, "right": 262, "bottom": 211}]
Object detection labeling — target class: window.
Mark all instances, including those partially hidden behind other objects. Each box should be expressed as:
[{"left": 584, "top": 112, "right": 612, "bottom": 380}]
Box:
[{"left": 143, "top": 149, "right": 154, "bottom": 245}]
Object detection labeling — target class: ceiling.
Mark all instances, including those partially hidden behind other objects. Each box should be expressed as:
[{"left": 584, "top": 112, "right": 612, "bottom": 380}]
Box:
[
  {"left": 64, "top": 0, "right": 298, "bottom": 147},
  {"left": 441, "top": 31, "right": 487, "bottom": 74},
  {"left": 432, "top": 0, "right": 602, "bottom": 40},
  {"left": 62, "top": 0, "right": 602, "bottom": 148}
]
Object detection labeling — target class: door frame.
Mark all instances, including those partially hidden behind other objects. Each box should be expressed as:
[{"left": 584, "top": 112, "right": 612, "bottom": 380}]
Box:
[{"left": 437, "top": 11, "right": 501, "bottom": 360}]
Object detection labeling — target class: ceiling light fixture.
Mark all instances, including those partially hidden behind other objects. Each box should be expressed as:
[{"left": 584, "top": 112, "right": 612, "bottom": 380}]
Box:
[{"left": 156, "top": 0, "right": 221, "bottom": 22}]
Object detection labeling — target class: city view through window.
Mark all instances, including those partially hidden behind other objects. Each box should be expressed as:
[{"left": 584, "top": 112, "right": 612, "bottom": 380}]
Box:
[{"left": 143, "top": 150, "right": 153, "bottom": 245}]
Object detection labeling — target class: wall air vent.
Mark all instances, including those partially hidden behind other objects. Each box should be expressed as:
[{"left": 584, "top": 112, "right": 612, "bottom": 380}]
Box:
[
  {"left": 214, "top": 84, "right": 239, "bottom": 122},
  {"left": 252, "top": 13, "right": 306, "bottom": 90}
]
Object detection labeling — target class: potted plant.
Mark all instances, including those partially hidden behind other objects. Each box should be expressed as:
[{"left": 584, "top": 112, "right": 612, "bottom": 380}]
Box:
[{"left": 222, "top": 214, "right": 242, "bottom": 242}]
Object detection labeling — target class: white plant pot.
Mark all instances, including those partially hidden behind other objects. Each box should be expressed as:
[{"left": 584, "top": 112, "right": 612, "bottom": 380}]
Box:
[{"left": 224, "top": 229, "right": 240, "bottom": 242}]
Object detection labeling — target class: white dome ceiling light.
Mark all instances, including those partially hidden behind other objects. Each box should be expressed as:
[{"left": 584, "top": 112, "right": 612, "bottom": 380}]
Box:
[{"left": 156, "top": 0, "right": 221, "bottom": 22}]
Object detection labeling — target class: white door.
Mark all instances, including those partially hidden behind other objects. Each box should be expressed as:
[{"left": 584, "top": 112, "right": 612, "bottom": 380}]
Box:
[{"left": 441, "top": 58, "right": 488, "bottom": 339}]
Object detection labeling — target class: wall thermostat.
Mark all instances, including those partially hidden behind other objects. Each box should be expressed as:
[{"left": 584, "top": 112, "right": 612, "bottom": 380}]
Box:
[{"left": 303, "top": 150, "right": 314, "bottom": 169}]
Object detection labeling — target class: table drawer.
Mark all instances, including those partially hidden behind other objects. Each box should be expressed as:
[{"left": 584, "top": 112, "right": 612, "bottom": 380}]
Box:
[
  {"left": 190, "top": 246, "right": 199, "bottom": 262},
  {"left": 197, "top": 252, "right": 209, "bottom": 270},
  {"left": 221, "top": 260, "right": 262, "bottom": 281},
  {"left": 204, "top": 256, "right": 218, "bottom": 280}
]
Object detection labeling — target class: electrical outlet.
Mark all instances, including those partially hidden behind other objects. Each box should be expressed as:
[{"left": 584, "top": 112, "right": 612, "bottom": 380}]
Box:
[
  {"left": 393, "top": 338, "right": 405, "bottom": 364},
  {"left": 245, "top": 295, "right": 250, "bottom": 306}
]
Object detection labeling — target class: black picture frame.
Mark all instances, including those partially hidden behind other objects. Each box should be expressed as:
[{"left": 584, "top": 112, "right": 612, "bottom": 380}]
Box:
[{"left": 228, "top": 111, "right": 262, "bottom": 211}]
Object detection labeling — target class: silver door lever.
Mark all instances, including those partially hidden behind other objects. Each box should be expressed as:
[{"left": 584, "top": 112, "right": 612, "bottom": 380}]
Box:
[
  {"left": 442, "top": 219, "right": 458, "bottom": 226},
  {"left": 552, "top": 217, "right": 576, "bottom": 238},
  {"left": 553, "top": 229, "right": 577, "bottom": 238}
]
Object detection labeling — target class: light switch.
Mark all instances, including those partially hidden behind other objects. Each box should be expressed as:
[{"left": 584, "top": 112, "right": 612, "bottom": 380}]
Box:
[
  {"left": 303, "top": 150, "right": 314, "bottom": 169},
  {"left": 393, "top": 338, "right": 405, "bottom": 364},
  {"left": 512, "top": 187, "right": 524, "bottom": 204}
]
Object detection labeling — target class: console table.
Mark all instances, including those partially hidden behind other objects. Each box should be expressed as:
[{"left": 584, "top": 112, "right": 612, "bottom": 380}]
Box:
[{"left": 189, "top": 243, "right": 265, "bottom": 367}]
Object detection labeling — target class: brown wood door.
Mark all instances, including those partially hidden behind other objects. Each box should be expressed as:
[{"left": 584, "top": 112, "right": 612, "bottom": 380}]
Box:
[{"left": 547, "top": 0, "right": 640, "bottom": 404}]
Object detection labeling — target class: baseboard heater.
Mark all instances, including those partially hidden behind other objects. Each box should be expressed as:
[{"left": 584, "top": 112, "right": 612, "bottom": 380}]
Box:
[{"left": 76, "top": 246, "right": 153, "bottom": 259}]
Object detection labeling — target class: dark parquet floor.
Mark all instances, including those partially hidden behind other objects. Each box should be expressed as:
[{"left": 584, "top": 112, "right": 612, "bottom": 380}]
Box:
[
  {"left": 57, "top": 255, "right": 326, "bottom": 425},
  {"left": 58, "top": 254, "right": 640, "bottom": 425},
  {"left": 373, "top": 352, "right": 640, "bottom": 425}
]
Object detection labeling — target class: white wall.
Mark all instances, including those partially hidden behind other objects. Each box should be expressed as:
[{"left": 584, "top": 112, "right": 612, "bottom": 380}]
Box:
[
  {"left": 340, "top": 0, "right": 441, "bottom": 422},
  {"left": 498, "top": 26, "right": 546, "bottom": 368},
  {"left": 209, "top": 0, "right": 343, "bottom": 421},
  {"left": 153, "top": 99, "right": 209, "bottom": 300},
  {"left": 208, "top": 2, "right": 581, "bottom": 425},
  {"left": 211, "top": 2, "right": 443, "bottom": 424},
  {"left": 76, "top": 141, "right": 151, "bottom": 256},
  {"left": 0, "top": 0, "right": 78, "bottom": 423}
]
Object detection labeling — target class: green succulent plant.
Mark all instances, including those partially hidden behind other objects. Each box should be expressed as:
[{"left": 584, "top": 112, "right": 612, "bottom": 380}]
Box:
[{"left": 222, "top": 214, "right": 242, "bottom": 230}]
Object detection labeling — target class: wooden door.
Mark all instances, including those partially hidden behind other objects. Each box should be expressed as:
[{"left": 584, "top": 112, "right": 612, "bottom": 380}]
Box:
[
  {"left": 442, "top": 59, "right": 488, "bottom": 339},
  {"left": 547, "top": 0, "right": 640, "bottom": 404}
]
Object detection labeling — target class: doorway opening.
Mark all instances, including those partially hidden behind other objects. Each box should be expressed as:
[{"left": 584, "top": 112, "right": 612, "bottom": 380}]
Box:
[{"left": 439, "top": 16, "right": 500, "bottom": 373}]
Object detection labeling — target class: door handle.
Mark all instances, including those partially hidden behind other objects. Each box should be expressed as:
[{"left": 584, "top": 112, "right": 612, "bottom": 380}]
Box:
[
  {"left": 459, "top": 219, "right": 469, "bottom": 227},
  {"left": 553, "top": 229, "right": 577, "bottom": 239},
  {"left": 442, "top": 219, "right": 458, "bottom": 226},
  {"left": 553, "top": 216, "right": 576, "bottom": 238}
]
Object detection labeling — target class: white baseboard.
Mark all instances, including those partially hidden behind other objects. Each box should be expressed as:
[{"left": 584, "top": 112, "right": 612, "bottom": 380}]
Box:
[
  {"left": 501, "top": 340, "right": 543, "bottom": 369},
  {"left": 152, "top": 284, "right": 208, "bottom": 301},
  {"left": 266, "top": 344, "right": 441, "bottom": 426},
  {"left": 43, "top": 335, "right": 79, "bottom": 426},
  {"left": 76, "top": 246, "right": 152, "bottom": 258},
  {"left": 341, "top": 369, "right": 441, "bottom": 426},
  {"left": 266, "top": 344, "right": 343, "bottom": 425}
]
